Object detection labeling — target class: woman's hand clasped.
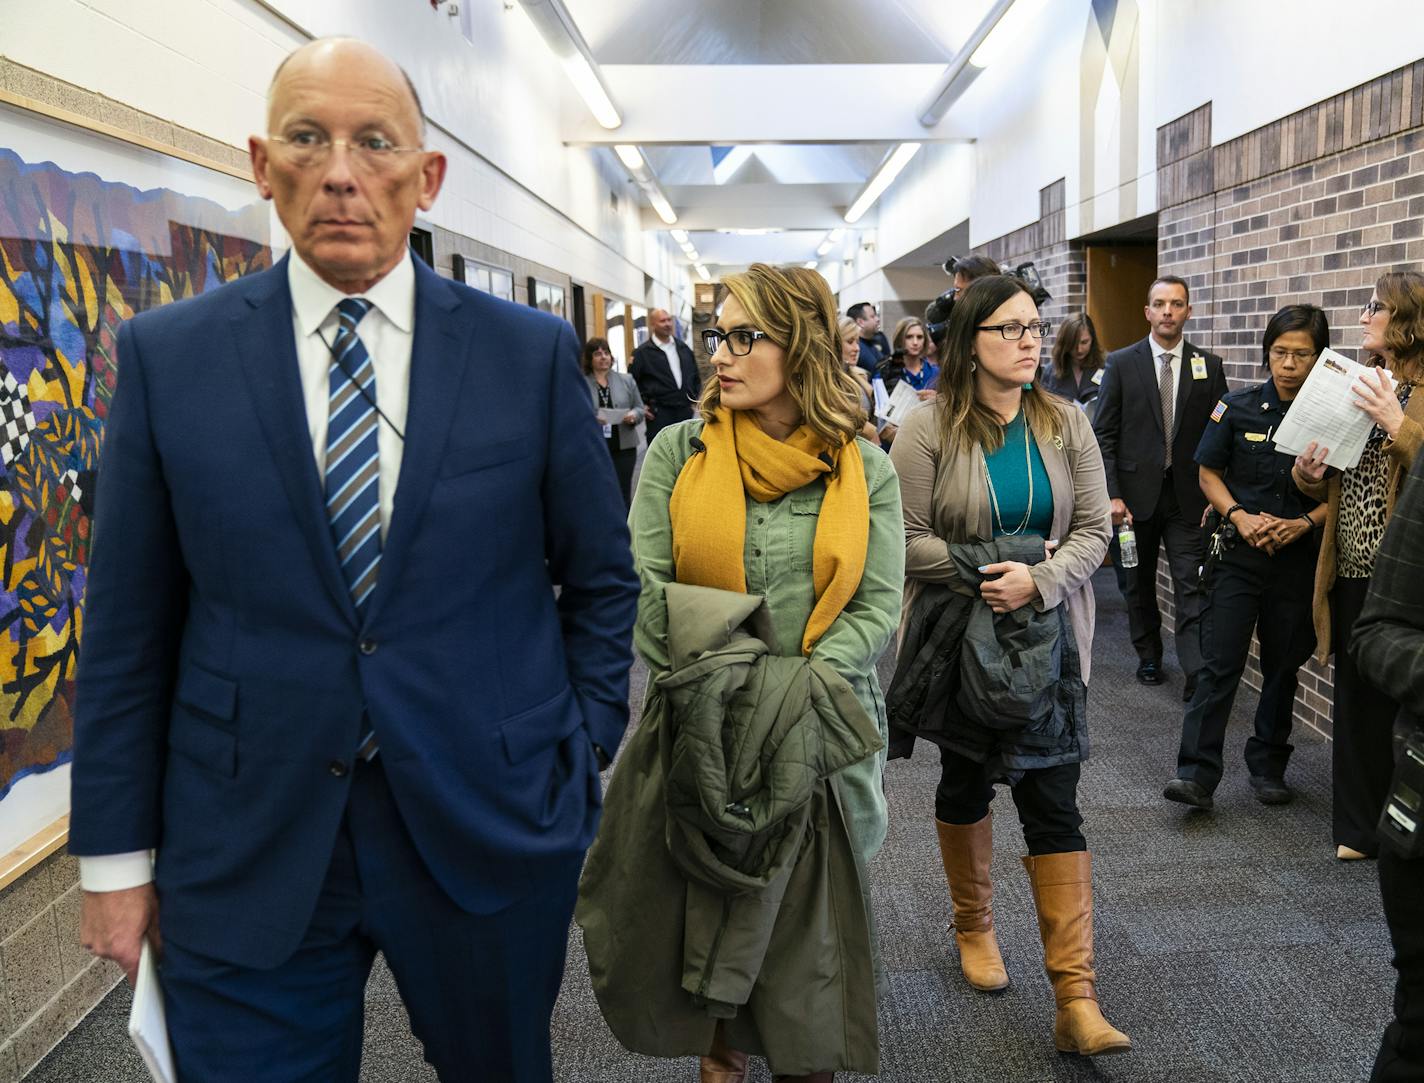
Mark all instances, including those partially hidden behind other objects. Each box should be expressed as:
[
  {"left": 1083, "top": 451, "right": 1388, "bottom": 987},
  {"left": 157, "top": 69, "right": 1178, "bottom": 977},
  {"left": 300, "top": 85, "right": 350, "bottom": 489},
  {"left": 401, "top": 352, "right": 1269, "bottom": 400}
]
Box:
[{"left": 977, "top": 561, "right": 1040, "bottom": 614}]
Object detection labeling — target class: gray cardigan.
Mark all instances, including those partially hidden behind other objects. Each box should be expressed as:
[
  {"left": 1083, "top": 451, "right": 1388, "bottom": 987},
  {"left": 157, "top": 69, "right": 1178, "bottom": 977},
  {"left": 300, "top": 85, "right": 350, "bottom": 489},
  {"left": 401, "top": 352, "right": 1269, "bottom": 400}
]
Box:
[{"left": 586, "top": 371, "right": 645, "bottom": 451}]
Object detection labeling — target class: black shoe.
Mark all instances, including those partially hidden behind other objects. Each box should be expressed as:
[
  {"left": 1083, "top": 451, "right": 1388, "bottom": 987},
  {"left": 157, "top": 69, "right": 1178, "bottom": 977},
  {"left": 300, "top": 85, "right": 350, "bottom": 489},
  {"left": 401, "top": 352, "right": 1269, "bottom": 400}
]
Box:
[
  {"left": 1249, "top": 776, "right": 1292, "bottom": 805},
  {"left": 1182, "top": 672, "right": 1199, "bottom": 703},
  {"left": 1163, "top": 778, "right": 1214, "bottom": 809},
  {"left": 1136, "top": 660, "right": 1162, "bottom": 685}
]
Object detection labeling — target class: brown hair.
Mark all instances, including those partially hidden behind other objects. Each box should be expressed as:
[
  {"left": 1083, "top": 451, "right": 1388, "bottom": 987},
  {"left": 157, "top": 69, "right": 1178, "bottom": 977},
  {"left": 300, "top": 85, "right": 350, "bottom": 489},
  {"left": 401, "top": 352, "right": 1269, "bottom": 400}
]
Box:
[
  {"left": 935, "top": 275, "right": 1063, "bottom": 453},
  {"left": 581, "top": 336, "right": 613, "bottom": 375},
  {"left": 1373, "top": 270, "right": 1424, "bottom": 383},
  {"left": 700, "top": 264, "right": 866, "bottom": 446},
  {"left": 892, "top": 316, "right": 929, "bottom": 357},
  {"left": 1050, "top": 313, "right": 1103, "bottom": 381}
]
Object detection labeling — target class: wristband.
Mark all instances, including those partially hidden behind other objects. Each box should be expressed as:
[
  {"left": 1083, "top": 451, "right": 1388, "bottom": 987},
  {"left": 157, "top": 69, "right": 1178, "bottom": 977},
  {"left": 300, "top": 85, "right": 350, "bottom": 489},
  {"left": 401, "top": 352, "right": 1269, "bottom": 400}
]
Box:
[{"left": 1225, "top": 503, "right": 1245, "bottom": 523}]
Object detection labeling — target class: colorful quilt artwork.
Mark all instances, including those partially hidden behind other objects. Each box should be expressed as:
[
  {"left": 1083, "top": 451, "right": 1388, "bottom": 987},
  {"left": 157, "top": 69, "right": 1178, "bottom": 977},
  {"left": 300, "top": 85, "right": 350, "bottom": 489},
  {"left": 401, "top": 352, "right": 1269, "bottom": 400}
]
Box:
[{"left": 0, "top": 144, "right": 271, "bottom": 800}]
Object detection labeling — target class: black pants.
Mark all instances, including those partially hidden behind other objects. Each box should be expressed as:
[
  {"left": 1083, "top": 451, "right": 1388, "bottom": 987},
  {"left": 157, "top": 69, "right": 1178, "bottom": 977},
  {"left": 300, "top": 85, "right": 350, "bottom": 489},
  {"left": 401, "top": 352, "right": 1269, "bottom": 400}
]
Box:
[
  {"left": 935, "top": 746, "right": 1085, "bottom": 854},
  {"left": 1331, "top": 577, "right": 1399, "bottom": 854},
  {"left": 1125, "top": 474, "right": 1207, "bottom": 675},
  {"left": 605, "top": 441, "right": 636, "bottom": 508},
  {"left": 1176, "top": 537, "right": 1318, "bottom": 792},
  {"left": 1373, "top": 848, "right": 1424, "bottom": 1080}
]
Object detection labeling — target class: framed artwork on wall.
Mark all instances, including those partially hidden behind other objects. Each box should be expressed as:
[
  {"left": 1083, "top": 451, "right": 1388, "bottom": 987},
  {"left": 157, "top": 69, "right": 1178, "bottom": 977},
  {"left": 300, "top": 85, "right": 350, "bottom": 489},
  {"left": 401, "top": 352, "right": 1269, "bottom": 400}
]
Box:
[
  {"left": 0, "top": 99, "right": 272, "bottom": 865},
  {"left": 527, "top": 276, "right": 566, "bottom": 321},
  {"left": 452, "top": 254, "right": 513, "bottom": 302}
]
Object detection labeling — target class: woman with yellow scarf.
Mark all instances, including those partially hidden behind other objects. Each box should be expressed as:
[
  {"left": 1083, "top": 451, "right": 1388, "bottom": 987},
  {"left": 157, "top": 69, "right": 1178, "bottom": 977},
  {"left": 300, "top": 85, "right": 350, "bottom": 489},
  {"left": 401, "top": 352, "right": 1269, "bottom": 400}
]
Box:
[{"left": 626, "top": 264, "right": 904, "bottom": 1083}]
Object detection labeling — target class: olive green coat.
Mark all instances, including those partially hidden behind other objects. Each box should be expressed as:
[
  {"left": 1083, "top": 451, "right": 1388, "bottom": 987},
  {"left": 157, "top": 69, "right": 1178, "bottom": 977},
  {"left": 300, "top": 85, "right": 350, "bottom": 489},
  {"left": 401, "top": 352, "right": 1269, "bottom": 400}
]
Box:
[{"left": 626, "top": 419, "right": 905, "bottom": 859}]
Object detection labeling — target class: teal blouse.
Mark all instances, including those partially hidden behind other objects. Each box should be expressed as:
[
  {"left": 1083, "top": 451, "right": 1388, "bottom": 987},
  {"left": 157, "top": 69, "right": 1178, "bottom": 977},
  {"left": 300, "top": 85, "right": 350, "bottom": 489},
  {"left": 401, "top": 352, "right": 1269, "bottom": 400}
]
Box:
[{"left": 984, "top": 410, "right": 1054, "bottom": 538}]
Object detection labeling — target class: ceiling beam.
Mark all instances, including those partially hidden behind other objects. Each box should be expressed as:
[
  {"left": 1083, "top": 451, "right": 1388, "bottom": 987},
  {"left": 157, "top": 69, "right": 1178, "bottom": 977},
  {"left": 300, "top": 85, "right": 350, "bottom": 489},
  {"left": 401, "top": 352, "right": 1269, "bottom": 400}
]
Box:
[
  {"left": 643, "top": 183, "right": 864, "bottom": 231},
  {"left": 563, "top": 66, "right": 977, "bottom": 145}
]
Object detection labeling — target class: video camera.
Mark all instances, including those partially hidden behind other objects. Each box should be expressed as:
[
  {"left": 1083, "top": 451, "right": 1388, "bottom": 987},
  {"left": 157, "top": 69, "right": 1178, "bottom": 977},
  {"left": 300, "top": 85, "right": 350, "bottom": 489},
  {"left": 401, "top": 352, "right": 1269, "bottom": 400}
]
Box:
[{"left": 925, "top": 257, "right": 1052, "bottom": 343}]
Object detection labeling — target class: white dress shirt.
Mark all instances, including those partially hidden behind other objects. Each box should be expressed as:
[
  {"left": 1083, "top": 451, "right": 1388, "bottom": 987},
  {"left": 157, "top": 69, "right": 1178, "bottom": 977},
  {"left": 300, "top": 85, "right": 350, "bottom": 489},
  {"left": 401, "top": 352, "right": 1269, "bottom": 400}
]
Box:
[
  {"left": 655, "top": 335, "right": 683, "bottom": 388},
  {"left": 1150, "top": 334, "right": 1183, "bottom": 428},
  {"left": 79, "top": 250, "right": 418, "bottom": 893}
]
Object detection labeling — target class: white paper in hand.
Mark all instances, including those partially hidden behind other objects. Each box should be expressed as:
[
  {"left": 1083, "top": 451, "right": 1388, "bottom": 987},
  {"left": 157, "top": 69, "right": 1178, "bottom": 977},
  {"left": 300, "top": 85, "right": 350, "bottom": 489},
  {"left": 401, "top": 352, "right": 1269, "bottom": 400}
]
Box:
[
  {"left": 128, "top": 940, "right": 176, "bottom": 1083},
  {"left": 1269, "top": 348, "right": 1396, "bottom": 470}
]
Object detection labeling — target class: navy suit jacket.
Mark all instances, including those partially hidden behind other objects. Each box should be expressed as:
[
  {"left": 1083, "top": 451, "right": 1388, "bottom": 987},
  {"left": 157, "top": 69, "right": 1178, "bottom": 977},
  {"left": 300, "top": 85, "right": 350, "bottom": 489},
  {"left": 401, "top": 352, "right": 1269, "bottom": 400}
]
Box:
[{"left": 69, "top": 255, "right": 639, "bottom": 968}]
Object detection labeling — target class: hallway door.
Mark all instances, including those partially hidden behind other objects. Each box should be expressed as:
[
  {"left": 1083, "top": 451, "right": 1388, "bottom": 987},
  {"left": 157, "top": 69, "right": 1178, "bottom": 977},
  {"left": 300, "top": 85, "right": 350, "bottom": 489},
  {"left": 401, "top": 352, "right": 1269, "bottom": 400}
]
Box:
[{"left": 1087, "top": 243, "right": 1157, "bottom": 354}]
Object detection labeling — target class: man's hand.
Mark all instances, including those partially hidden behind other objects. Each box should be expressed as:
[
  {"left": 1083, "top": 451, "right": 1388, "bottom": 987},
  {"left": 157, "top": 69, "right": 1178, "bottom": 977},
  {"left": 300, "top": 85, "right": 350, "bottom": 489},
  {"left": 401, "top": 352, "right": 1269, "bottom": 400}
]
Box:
[
  {"left": 978, "top": 561, "right": 1041, "bottom": 614},
  {"left": 643, "top": 405, "right": 655, "bottom": 420},
  {"left": 81, "top": 884, "right": 160, "bottom": 986},
  {"left": 1110, "top": 498, "right": 1132, "bottom": 528}
]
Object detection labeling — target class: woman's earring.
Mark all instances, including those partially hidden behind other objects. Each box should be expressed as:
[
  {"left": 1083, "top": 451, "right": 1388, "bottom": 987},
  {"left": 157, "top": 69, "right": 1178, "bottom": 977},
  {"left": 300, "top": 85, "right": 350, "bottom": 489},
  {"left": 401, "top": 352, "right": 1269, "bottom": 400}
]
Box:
[{"left": 970, "top": 359, "right": 977, "bottom": 372}]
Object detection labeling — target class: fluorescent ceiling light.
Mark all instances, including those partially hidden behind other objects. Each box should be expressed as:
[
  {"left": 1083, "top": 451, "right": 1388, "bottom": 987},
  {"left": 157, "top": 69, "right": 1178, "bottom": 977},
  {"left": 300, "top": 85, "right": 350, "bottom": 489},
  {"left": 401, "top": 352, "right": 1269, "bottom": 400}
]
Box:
[
  {"left": 844, "top": 143, "right": 922, "bottom": 224},
  {"left": 972, "top": 0, "right": 1040, "bottom": 68},
  {"left": 614, "top": 144, "right": 644, "bottom": 171},
  {"left": 715, "top": 228, "right": 784, "bottom": 236},
  {"left": 827, "top": 228, "right": 844, "bottom": 242},
  {"left": 695, "top": 264, "right": 711, "bottom": 282},
  {"left": 816, "top": 239, "right": 835, "bottom": 257},
  {"left": 802, "top": 261, "right": 818, "bottom": 270},
  {"left": 559, "top": 52, "right": 621, "bottom": 129},
  {"left": 682, "top": 246, "right": 700, "bottom": 261},
  {"left": 648, "top": 188, "right": 678, "bottom": 225},
  {"left": 670, "top": 228, "right": 690, "bottom": 244},
  {"left": 918, "top": 0, "right": 1016, "bottom": 126}
]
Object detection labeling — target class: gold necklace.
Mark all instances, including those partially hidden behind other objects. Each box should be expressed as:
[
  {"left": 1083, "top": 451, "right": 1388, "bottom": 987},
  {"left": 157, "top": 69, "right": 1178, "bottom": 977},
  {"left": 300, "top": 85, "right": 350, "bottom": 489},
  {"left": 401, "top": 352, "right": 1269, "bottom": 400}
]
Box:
[{"left": 984, "top": 413, "right": 1034, "bottom": 536}]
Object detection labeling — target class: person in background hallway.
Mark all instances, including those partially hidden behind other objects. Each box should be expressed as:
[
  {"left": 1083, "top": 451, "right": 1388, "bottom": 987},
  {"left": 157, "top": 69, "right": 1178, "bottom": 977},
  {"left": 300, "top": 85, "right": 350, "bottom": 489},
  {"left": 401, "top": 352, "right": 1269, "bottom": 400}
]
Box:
[
  {"left": 891, "top": 275, "right": 1130, "bottom": 1058},
  {"left": 884, "top": 315, "right": 939, "bottom": 400},
  {"left": 951, "top": 254, "right": 1002, "bottom": 295},
  {"left": 1164, "top": 305, "right": 1329, "bottom": 811},
  {"left": 1292, "top": 270, "right": 1424, "bottom": 860},
  {"left": 631, "top": 307, "right": 701, "bottom": 444},
  {"left": 1350, "top": 447, "right": 1424, "bottom": 1083},
  {"left": 585, "top": 264, "right": 903, "bottom": 1083},
  {"left": 839, "top": 316, "right": 881, "bottom": 443},
  {"left": 584, "top": 336, "right": 644, "bottom": 507},
  {"left": 1041, "top": 312, "right": 1105, "bottom": 411},
  {"left": 68, "top": 38, "right": 638, "bottom": 1083},
  {"left": 1092, "top": 275, "right": 1227, "bottom": 700},
  {"left": 848, "top": 300, "right": 890, "bottom": 374}
]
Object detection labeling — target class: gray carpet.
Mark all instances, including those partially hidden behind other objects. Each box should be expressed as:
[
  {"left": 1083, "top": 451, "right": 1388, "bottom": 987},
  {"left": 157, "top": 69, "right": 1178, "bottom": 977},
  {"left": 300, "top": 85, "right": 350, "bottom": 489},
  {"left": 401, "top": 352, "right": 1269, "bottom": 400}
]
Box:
[{"left": 30, "top": 569, "right": 1393, "bottom": 1082}]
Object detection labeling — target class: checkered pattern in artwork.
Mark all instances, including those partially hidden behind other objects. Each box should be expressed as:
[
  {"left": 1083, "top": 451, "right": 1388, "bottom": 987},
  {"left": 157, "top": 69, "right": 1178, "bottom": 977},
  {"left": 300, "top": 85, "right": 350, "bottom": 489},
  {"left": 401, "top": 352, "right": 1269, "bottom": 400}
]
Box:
[{"left": 0, "top": 371, "right": 37, "bottom": 467}]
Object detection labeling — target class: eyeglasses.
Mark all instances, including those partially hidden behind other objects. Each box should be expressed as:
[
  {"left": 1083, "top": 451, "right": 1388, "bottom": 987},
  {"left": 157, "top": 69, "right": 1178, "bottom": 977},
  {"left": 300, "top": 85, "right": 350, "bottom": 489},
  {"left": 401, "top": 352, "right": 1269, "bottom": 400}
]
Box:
[
  {"left": 1363, "top": 300, "right": 1391, "bottom": 317},
  {"left": 268, "top": 132, "right": 425, "bottom": 172},
  {"left": 975, "top": 320, "right": 1051, "bottom": 341},
  {"left": 1268, "top": 347, "right": 1317, "bottom": 363},
  {"left": 702, "top": 328, "right": 772, "bottom": 356}
]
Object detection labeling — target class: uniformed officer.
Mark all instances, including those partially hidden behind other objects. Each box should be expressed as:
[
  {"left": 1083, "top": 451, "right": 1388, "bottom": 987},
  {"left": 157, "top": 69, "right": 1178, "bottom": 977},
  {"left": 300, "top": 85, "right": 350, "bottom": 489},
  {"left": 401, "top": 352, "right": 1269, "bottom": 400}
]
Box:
[{"left": 1164, "top": 305, "right": 1330, "bottom": 810}]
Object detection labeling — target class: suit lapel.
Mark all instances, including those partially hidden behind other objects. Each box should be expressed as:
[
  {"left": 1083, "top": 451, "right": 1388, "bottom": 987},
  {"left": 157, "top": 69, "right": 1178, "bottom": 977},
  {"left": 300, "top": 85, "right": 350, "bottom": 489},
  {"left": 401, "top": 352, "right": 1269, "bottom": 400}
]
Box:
[
  {"left": 233, "top": 258, "right": 357, "bottom": 626},
  {"left": 1172, "top": 339, "right": 1198, "bottom": 438},
  {"left": 1135, "top": 339, "right": 1165, "bottom": 436},
  {"left": 363, "top": 259, "right": 469, "bottom": 625}
]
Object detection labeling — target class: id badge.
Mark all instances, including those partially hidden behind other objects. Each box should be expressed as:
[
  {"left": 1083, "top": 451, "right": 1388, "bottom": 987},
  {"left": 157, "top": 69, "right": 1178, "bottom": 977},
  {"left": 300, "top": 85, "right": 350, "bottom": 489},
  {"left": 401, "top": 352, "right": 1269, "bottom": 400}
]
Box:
[
  {"left": 1191, "top": 355, "right": 1208, "bottom": 381},
  {"left": 601, "top": 423, "right": 613, "bottom": 438},
  {"left": 1091, "top": 368, "right": 1104, "bottom": 385}
]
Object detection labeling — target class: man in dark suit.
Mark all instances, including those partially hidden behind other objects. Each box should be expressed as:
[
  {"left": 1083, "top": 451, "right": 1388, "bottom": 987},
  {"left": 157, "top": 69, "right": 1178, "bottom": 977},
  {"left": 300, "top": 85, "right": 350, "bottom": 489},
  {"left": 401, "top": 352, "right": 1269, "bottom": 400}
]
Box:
[
  {"left": 847, "top": 301, "right": 891, "bottom": 374},
  {"left": 1093, "top": 275, "right": 1227, "bottom": 700},
  {"left": 70, "top": 38, "right": 638, "bottom": 1082},
  {"left": 630, "top": 307, "right": 700, "bottom": 444}
]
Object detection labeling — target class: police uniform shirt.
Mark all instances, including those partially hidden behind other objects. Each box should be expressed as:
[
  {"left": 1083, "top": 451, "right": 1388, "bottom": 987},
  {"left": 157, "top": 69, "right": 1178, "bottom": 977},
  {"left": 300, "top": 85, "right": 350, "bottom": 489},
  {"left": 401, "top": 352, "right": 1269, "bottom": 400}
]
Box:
[{"left": 1194, "top": 378, "right": 1314, "bottom": 520}]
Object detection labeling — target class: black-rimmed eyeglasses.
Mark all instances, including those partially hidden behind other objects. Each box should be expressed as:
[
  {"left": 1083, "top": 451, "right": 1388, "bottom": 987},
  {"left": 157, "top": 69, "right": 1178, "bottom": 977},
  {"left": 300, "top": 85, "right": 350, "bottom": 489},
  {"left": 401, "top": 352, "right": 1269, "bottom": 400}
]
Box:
[
  {"left": 975, "top": 320, "right": 1051, "bottom": 341},
  {"left": 1363, "top": 300, "right": 1391, "bottom": 317},
  {"left": 702, "top": 328, "right": 771, "bottom": 356}
]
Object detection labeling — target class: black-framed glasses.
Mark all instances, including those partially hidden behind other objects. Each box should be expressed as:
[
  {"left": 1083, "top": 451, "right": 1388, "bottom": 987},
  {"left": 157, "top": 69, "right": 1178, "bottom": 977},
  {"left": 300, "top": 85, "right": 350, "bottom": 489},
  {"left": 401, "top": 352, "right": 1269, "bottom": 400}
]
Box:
[
  {"left": 1268, "top": 346, "right": 1317, "bottom": 363},
  {"left": 268, "top": 131, "right": 425, "bottom": 172},
  {"left": 975, "top": 320, "right": 1051, "bottom": 341},
  {"left": 702, "top": 328, "right": 772, "bottom": 356},
  {"left": 1363, "top": 300, "right": 1391, "bottom": 317}
]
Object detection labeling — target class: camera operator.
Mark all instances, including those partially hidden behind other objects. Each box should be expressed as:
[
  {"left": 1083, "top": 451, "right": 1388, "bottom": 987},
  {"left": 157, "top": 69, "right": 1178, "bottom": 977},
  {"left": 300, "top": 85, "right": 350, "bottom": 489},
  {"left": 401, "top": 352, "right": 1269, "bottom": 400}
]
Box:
[
  {"left": 1352, "top": 449, "right": 1424, "bottom": 1082},
  {"left": 948, "top": 254, "right": 1002, "bottom": 293}
]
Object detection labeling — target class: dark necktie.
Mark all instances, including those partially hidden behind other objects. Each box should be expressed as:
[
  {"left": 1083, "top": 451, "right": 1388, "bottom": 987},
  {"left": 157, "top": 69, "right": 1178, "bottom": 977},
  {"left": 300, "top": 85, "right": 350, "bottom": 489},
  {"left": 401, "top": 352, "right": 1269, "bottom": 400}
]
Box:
[{"left": 1159, "top": 353, "right": 1174, "bottom": 468}]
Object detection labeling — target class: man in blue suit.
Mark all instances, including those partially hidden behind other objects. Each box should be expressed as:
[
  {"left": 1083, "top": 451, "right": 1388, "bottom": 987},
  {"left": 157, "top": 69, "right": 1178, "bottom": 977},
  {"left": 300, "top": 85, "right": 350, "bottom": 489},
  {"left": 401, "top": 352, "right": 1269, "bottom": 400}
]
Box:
[{"left": 70, "top": 38, "right": 638, "bottom": 1082}]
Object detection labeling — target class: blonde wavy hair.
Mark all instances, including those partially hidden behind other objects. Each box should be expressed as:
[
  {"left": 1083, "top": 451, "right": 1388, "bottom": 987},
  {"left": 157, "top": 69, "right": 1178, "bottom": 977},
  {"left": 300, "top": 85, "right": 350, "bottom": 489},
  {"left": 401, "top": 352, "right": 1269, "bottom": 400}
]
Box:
[{"left": 699, "top": 264, "right": 867, "bottom": 446}]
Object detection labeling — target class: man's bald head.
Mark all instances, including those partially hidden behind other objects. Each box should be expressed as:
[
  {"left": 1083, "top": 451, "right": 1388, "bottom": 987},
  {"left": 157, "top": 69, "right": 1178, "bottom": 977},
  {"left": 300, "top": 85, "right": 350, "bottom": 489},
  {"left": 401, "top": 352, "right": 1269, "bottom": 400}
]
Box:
[
  {"left": 267, "top": 37, "right": 425, "bottom": 140},
  {"left": 649, "top": 308, "right": 674, "bottom": 341}
]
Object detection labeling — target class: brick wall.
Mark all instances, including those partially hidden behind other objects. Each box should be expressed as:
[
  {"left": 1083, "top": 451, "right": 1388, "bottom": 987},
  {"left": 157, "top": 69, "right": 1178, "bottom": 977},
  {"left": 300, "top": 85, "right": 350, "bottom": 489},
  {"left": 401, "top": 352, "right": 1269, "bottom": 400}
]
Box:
[{"left": 1155, "top": 59, "right": 1424, "bottom": 737}]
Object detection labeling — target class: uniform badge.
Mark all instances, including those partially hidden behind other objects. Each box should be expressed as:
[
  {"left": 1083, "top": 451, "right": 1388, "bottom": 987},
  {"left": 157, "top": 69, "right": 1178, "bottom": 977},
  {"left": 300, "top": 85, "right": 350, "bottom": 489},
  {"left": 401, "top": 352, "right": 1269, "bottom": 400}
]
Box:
[
  {"left": 1191, "top": 354, "right": 1208, "bottom": 380},
  {"left": 1210, "top": 399, "right": 1228, "bottom": 422},
  {"left": 1244, "top": 432, "right": 1267, "bottom": 442}
]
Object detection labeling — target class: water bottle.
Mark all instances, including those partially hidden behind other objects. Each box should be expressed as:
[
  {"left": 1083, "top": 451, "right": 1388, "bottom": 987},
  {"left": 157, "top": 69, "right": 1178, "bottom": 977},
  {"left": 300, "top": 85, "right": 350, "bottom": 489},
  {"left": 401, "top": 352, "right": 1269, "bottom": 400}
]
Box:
[{"left": 1118, "top": 524, "right": 1139, "bottom": 569}]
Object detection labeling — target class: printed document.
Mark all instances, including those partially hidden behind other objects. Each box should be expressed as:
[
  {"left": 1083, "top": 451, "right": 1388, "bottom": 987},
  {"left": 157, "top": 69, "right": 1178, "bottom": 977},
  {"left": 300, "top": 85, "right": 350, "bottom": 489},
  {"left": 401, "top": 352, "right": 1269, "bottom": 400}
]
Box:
[
  {"left": 881, "top": 380, "right": 922, "bottom": 427},
  {"left": 1269, "top": 348, "right": 1396, "bottom": 470},
  {"left": 129, "top": 939, "right": 176, "bottom": 1083}
]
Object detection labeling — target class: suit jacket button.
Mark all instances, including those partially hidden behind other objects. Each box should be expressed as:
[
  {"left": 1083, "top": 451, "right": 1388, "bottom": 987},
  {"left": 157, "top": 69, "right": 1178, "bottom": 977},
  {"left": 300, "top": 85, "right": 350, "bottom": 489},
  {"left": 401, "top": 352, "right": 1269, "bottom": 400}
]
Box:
[
  {"left": 359, "top": 638, "right": 377, "bottom": 655},
  {"left": 328, "top": 760, "right": 349, "bottom": 778}
]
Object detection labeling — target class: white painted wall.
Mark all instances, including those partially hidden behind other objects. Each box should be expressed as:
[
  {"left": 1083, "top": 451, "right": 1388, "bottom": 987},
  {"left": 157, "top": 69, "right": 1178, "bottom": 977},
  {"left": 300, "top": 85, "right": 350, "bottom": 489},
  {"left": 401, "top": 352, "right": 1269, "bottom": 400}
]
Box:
[{"left": 0, "top": 0, "right": 691, "bottom": 309}]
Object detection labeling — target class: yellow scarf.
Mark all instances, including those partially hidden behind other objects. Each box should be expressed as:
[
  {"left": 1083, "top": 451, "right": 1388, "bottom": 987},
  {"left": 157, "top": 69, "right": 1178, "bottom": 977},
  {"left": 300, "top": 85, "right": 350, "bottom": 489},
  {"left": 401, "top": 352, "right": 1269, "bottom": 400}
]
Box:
[{"left": 669, "top": 407, "right": 868, "bottom": 655}]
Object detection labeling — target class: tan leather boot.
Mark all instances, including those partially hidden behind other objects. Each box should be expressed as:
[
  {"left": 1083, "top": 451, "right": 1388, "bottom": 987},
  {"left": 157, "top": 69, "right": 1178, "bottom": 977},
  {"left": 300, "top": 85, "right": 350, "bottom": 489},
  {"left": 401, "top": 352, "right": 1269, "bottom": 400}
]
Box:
[
  {"left": 935, "top": 815, "right": 1010, "bottom": 992},
  {"left": 700, "top": 1024, "right": 749, "bottom": 1083},
  {"left": 1022, "top": 851, "right": 1131, "bottom": 1057}
]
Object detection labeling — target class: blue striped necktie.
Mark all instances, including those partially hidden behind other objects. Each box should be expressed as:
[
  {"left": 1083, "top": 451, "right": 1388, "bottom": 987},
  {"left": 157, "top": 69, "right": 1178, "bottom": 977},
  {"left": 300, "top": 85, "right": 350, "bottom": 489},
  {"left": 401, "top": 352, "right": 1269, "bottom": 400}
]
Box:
[{"left": 325, "top": 298, "right": 382, "bottom": 613}]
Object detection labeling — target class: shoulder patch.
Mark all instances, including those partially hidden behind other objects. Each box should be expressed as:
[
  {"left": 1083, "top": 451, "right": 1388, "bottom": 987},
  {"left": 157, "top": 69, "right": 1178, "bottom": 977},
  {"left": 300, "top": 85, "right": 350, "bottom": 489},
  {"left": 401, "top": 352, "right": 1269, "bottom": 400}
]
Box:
[{"left": 1210, "top": 399, "right": 1228, "bottom": 423}]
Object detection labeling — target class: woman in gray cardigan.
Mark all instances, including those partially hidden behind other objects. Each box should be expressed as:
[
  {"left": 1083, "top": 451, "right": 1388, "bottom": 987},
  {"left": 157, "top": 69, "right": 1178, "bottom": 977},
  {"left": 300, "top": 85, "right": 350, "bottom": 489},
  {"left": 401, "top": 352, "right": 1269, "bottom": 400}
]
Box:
[
  {"left": 583, "top": 337, "right": 646, "bottom": 506},
  {"left": 889, "top": 275, "right": 1128, "bottom": 1059}
]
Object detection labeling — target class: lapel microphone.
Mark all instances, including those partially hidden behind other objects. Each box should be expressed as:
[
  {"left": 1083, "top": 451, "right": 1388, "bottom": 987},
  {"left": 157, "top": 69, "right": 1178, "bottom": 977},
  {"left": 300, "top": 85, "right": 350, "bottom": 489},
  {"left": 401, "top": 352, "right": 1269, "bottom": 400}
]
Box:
[{"left": 316, "top": 325, "right": 407, "bottom": 442}]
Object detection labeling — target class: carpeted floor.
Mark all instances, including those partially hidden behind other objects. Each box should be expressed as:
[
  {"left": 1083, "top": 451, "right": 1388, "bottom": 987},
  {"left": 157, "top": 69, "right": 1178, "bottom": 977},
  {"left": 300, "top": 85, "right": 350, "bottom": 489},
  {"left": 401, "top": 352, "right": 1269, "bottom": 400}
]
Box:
[{"left": 30, "top": 569, "right": 1393, "bottom": 1082}]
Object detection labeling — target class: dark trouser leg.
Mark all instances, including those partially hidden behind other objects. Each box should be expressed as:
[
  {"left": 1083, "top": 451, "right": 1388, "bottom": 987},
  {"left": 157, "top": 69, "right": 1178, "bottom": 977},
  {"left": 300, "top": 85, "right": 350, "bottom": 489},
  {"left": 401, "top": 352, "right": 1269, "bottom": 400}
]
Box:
[
  {"left": 352, "top": 758, "right": 578, "bottom": 1083},
  {"left": 1176, "top": 548, "right": 1264, "bottom": 793},
  {"left": 1373, "top": 849, "right": 1424, "bottom": 1080},
  {"left": 1158, "top": 481, "right": 1208, "bottom": 676},
  {"left": 1243, "top": 541, "right": 1318, "bottom": 782},
  {"left": 1107, "top": 533, "right": 1129, "bottom": 597},
  {"left": 934, "top": 745, "right": 996, "bottom": 824},
  {"left": 1009, "top": 762, "right": 1086, "bottom": 855},
  {"left": 609, "top": 445, "right": 637, "bottom": 508},
  {"left": 1124, "top": 508, "right": 1165, "bottom": 664},
  {"left": 1331, "top": 577, "right": 1400, "bottom": 854}
]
